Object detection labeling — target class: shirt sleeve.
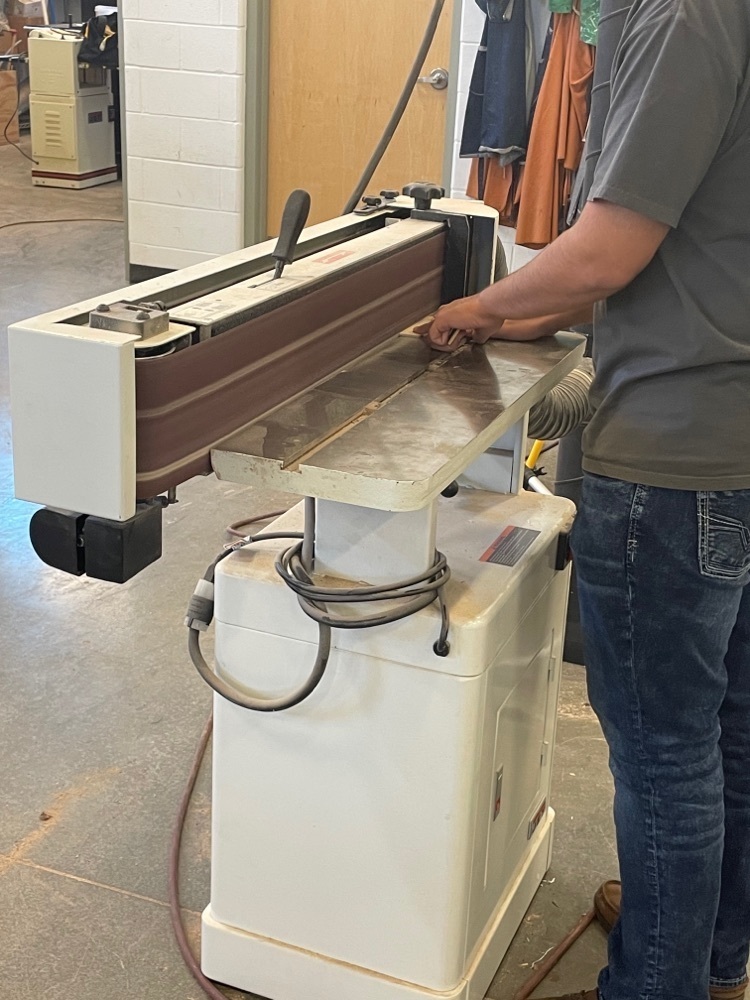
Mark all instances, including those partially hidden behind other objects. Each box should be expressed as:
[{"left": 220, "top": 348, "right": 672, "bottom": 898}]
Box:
[{"left": 589, "top": 0, "right": 746, "bottom": 228}]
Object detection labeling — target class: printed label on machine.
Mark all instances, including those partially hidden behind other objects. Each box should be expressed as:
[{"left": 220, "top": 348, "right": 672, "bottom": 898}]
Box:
[{"left": 480, "top": 526, "right": 541, "bottom": 567}]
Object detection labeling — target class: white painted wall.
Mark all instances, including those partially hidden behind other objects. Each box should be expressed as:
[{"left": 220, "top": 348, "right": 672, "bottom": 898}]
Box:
[
  {"left": 450, "top": 0, "right": 485, "bottom": 202},
  {"left": 122, "top": 0, "right": 246, "bottom": 271}
]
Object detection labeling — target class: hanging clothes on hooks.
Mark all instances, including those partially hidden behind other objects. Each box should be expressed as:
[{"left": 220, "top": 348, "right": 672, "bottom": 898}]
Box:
[
  {"left": 460, "top": 0, "right": 595, "bottom": 239},
  {"left": 462, "top": 0, "right": 551, "bottom": 222},
  {"left": 550, "top": 0, "right": 600, "bottom": 44},
  {"left": 514, "top": 12, "right": 594, "bottom": 247},
  {"left": 460, "top": 0, "right": 528, "bottom": 166}
]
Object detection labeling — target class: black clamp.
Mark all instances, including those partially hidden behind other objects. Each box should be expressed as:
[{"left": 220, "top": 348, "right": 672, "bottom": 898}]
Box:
[
  {"left": 403, "top": 182, "right": 445, "bottom": 211},
  {"left": 353, "top": 190, "right": 402, "bottom": 216},
  {"left": 555, "top": 531, "right": 572, "bottom": 571}
]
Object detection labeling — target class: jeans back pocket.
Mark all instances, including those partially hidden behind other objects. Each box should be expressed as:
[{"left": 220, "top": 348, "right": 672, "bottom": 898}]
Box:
[{"left": 698, "top": 492, "right": 750, "bottom": 581}]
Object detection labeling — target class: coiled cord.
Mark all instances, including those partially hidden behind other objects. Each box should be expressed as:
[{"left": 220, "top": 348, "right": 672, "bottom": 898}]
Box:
[
  {"left": 186, "top": 517, "right": 452, "bottom": 713},
  {"left": 276, "top": 541, "right": 451, "bottom": 649}
]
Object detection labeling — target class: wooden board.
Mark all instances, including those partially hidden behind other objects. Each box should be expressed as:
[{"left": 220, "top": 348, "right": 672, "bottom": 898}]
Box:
[
  {"left": 267, "top": 0, "right": 454, "bottom": 235},
  {"left": 6, "top": 15, "right": 46, "bottom": 54},
  {"left": 0, "top": 70, "right": 20, "bottom": 146}
]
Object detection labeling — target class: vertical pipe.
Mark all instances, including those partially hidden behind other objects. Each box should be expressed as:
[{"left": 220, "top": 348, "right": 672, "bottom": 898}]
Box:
[{"left": 302, "top": 496, "right": 316, "bottom": 573}]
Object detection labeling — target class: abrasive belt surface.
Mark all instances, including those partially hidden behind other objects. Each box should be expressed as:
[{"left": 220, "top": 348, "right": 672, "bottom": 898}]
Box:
[{"left": 135, "top": 232, "right": 446, "bottom": 498}]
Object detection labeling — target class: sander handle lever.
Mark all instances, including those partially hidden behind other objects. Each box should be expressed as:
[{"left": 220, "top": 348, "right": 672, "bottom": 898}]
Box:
[{"left": 273, "top": 189, "right": 312, "bottom": 279}]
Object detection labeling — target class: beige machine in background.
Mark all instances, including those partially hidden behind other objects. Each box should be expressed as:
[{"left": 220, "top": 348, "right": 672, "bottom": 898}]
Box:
[{"left": 28, "top": 29, "right": 116, "bottom": 188}]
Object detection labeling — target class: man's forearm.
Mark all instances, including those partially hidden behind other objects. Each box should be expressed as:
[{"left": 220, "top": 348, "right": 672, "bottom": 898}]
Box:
[
  {"left": 479, "top": 226, "right": 617, "bottom": 322},
  {"left": 490, "top": 306, "right": 594, "bottom": 342},
  {"left": 419, "top": 202, "right": 669, "bottom": 350},
  {"left": 477, "top": 201, "right": 670, "bottom": 324}
]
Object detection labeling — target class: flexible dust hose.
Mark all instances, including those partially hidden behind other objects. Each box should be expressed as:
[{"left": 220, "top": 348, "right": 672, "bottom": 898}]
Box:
[
  {"left": 342, "top": 0, "right": 447, "bottom": 214},
  {"left": 528, "top": 362, "right": 594, "bottom": 441}
]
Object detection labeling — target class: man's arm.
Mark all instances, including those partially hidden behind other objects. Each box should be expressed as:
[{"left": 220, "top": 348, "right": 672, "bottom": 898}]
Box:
[
  {"left": 490, "top": 305, "right": 594, "bottom": 341},
  {"left": 419, "top": 201, "right": 668, "bottom": 349},
  {"left": 417, "top": 307, "right": 592, "bottom": 353}
]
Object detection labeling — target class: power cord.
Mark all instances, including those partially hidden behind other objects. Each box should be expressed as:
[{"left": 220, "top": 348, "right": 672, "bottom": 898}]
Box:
[
  {"left": 0, "top": 218, "right": 123, "bottom": 232},
  {"left": 226, "top": 510, "right": 288, "bottom": 540},
  {"left": 2, "top": 73, "right": 38, "bottom": 164},
  {"left": 186, "top": 528, "right": 333, "bottom": 713},
  {"left": 186, "top": 506, "right": 452, "bottom": 714},
  {"left": 169, "top": 713, "right": 228, "bottom": 1000},
  {"left": 275, "top": 541, "right": 451, "bottom": 641}
]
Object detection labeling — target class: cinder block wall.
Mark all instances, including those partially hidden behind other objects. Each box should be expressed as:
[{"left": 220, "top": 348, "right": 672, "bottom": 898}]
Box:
[{"left": 122, "top": 0, "right": 246, "bottom": 270}]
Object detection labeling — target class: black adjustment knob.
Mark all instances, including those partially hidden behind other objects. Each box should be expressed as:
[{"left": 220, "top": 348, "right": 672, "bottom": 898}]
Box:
[
  {"left": 380, "top": 189, "right": 399, "bottom": 200},
  {"left": 362, "top": 195, "right": 382, "bottom": 207},
  {"left": 441, "top": 481, "right": 460, "bottom": 499},
  {"left": 402, "top": 182, "right": 445, "bottom": 211}
]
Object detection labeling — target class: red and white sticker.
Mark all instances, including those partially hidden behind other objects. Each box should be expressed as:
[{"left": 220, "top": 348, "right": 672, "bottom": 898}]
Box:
[
  {"left": 316, "top": 249, "right": 357, "bottom": 265},
  {"left": 480, "top": 526, "right": 541, "bottom": 567}
]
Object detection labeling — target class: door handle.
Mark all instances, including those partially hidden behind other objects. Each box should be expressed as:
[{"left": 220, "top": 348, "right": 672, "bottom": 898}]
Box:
[{"left": 418, "top": 67, "right": 449, "bottom": 91}]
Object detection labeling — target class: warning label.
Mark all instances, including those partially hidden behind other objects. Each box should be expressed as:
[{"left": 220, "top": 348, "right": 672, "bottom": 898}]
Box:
[{"left": 480, "top": 526, "right": 541, "bottom": 567}]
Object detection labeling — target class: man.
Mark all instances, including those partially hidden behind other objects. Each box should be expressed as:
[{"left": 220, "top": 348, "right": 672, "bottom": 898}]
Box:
[{"left": 418, "top": 2, "right": 750, "bottom": 998}]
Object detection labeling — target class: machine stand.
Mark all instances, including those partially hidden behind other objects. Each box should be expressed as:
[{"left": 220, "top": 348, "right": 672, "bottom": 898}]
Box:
[{"left": 202, "top": 812, "right": 554, "bottom": 1000}]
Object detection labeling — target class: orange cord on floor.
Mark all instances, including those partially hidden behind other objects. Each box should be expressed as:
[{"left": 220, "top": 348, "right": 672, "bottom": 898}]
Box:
[{"left": 514, "top": 909, "right": 597, "bottom": 1000}]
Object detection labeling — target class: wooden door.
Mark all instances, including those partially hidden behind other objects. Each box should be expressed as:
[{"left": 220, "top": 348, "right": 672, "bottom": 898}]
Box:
[{"left": 267, "top": 0, "right": 455, "bottom": 235}]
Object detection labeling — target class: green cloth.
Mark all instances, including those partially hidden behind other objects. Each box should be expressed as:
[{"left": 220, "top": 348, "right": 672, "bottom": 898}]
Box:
[{"left": 549, "top": 0, "right": 600, "bottom": 45}]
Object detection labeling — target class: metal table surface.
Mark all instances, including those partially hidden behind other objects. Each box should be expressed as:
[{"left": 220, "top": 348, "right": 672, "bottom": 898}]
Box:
[{"left": 211, "top": 330, "right": 586, "bottom": 511}]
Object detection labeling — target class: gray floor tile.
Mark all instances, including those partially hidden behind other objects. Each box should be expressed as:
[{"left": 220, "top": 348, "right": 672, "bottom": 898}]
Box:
[{"left": 0, "top": 860, "right": 258, "bottom": 1000}]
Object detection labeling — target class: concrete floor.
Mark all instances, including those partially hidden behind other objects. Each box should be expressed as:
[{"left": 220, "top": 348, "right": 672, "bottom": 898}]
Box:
[{"left": 0, "top": 138, "right": 616, "bottom": 1000}]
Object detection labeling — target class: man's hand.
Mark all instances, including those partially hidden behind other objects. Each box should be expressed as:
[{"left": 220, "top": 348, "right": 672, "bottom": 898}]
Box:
[
  {"left": 414, "top": 294, "right": 504, "bottom": 351},
  {"left": 414, "top": 303, "right": 594, "bottom": 352}
]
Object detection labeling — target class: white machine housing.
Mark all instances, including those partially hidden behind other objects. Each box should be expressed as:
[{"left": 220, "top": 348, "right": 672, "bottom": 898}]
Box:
[
  {"left": 28, "top": 31, "right": 116, "bottom": 189},
  {"left": 204, "top": 489, "right": 573, "bottom": 1000}
]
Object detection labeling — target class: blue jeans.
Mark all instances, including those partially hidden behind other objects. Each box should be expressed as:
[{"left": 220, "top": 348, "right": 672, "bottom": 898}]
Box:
[
  {"left": 572, "top": 474, "right": 750, "bottom": 1000},
  {"left": 459, "top": 0, "right": 527, "bottom": 159}
]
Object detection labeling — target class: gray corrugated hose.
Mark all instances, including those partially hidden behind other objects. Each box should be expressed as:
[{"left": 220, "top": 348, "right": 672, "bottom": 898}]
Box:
[{"left": 528, "top": 360, "right": 594, "bottom": 440}]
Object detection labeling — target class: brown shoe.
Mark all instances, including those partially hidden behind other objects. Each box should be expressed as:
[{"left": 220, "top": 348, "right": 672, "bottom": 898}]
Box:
[
  {"left": 593, "top": 881, "right": 748, "bottom": 1000},
  {"left": 711, "top": 987, "right": 749, "bottom": 1000},
  {"left": 593, "top": 879, "right": 621, "bottom": 934}
]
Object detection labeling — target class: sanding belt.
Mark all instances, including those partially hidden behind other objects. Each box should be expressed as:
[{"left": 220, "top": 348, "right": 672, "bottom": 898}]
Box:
[{"left": 135, "top": 231, "right": 446, "bottom": 499}]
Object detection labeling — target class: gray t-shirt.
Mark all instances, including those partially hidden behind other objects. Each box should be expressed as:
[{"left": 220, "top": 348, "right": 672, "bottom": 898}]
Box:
[{"left": 583, "top": 0, "right": 750, "bottom": 490}]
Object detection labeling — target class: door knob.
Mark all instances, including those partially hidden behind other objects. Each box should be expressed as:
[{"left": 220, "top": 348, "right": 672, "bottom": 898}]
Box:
[{"left": 418, "top": 67, "right": 449, "bottom": 91}]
